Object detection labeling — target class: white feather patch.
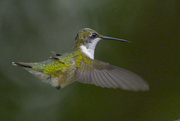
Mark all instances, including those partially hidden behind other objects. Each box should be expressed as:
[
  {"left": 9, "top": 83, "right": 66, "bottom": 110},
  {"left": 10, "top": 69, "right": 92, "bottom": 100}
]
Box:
[
  {"left": 80, "top": 45, "right": 94, "bottom": 59},
  {"left": 80, "top": 38, "right": 101, "bottom": 59}
]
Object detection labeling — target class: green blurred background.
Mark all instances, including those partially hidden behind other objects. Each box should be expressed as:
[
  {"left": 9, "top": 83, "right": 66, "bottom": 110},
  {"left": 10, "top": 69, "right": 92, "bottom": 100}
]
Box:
[{"left": 0, "top": 0, "right": 180, "bottom": 121}]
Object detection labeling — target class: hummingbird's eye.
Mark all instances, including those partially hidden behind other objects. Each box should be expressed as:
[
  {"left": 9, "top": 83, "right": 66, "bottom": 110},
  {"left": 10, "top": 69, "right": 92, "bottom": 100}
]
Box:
[{"left": 91, "top": 33, "right": 98, "bottom": 38}]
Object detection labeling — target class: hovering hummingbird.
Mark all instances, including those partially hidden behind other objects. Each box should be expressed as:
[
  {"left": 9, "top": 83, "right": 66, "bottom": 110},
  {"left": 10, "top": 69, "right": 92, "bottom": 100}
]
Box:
[{"left": 12, "top": 28, "right": 149, "bottom": 91}]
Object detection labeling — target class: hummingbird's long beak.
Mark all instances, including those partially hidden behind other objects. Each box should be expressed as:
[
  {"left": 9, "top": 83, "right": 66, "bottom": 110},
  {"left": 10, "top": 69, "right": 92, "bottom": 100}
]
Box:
[{"left": 101, "top": 36, "right": 130, "bottom": 43}]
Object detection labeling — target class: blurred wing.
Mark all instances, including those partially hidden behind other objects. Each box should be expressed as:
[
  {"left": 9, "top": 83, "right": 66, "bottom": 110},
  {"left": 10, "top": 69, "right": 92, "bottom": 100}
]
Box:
[{"left": 75, "top": 60, "right": 149, "bottom": 91}]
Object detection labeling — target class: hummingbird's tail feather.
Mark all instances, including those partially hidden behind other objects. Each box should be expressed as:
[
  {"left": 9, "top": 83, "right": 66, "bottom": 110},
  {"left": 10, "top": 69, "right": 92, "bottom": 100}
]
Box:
[
  {"left": 12, "top": 62, "right": 46, "bottom": 78},
  {"left": 12, "top": 62, "right": 32, "bottom": 68},
  {"left": 12, "top": 61, "right": 59, "bottom": 88},
  {"left": 12, "top": 62, "right": 44, "bottom": 78}
]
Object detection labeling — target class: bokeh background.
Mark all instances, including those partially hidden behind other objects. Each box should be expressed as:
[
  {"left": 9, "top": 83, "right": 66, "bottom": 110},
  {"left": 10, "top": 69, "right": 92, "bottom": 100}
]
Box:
[{"left": 0, "top": 0, "right": 180, "bottom": 121}]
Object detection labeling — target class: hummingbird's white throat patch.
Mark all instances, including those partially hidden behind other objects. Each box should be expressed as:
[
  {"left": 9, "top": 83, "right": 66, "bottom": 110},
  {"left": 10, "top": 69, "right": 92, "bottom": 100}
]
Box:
[{"left": 80, "top": 38, "right": 101, "bottom": 59}]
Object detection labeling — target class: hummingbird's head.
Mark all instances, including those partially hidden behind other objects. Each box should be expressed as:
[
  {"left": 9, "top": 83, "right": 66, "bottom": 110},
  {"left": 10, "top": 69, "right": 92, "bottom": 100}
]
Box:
[
  {"left": 74, "top": 28, "right": 129, "bottom": 59},
  {"left": 75, "top": 28, "right": 100, "bottom": 46}
]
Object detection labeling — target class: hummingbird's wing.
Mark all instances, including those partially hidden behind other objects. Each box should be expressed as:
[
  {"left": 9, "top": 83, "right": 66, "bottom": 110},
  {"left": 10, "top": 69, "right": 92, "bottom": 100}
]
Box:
[{"left": 75, "top": 59, "right": 149, "bottom": 91}]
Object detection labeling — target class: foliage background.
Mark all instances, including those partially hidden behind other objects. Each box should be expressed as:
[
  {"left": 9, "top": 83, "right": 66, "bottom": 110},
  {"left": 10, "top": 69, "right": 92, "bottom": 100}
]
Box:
[{"left": 0, "top": 0, "right": 179, "bottom": 121}]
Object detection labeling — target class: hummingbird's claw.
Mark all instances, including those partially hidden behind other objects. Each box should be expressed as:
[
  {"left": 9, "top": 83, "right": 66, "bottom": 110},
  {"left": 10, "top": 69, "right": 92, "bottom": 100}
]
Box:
[{"left": 56, "top": 86, "right": 61, "bottom": 90}]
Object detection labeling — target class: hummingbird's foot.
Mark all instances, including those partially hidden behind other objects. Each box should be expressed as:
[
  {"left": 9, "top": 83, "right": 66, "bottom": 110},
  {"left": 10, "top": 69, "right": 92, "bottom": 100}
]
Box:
[{"left": 56, "top": 86, "right": 61, "bottom": 90}]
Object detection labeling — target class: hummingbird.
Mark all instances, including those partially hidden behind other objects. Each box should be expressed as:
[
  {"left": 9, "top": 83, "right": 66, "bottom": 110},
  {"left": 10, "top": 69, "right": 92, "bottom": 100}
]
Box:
[{"left": 12, "top": 28, "right": 149, "bottom": 91}]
